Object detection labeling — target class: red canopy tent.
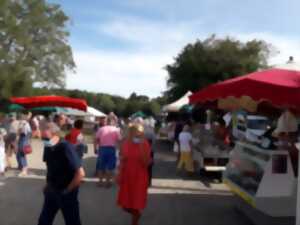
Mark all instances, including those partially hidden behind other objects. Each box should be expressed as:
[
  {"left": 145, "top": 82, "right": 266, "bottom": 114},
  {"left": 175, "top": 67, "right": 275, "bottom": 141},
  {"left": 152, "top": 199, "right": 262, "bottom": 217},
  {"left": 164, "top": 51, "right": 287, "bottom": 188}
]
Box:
[
  {"left": 189, "top": 67, "right": 300, "bottom": 113},
  {"left": 10, "top": 96, "right": 88, "bottom": 111},
  {"left": 190, "top": 61, "right": 300, "bottom": 224}
]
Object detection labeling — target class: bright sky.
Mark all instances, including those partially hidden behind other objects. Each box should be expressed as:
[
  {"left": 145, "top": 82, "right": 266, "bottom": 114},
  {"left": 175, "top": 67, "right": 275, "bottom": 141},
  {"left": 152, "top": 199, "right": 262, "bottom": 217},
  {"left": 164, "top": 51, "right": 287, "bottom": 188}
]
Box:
[{"left": 50, "top": 0, "right": 300, "bottom": 98}]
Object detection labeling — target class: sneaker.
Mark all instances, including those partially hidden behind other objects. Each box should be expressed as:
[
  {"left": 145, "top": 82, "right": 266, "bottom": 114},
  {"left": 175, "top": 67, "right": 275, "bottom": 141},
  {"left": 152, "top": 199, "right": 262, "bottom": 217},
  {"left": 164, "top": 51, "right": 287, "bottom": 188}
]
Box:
[{"left": 18, "top": 172, "right": 28, "bottom": 177}]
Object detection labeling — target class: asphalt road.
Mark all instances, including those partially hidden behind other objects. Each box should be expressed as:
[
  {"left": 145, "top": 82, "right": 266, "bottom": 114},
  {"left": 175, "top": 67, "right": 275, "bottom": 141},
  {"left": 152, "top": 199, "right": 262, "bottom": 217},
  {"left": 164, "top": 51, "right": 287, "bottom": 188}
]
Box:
[{"left": 0, "top": 139, "right": 252, "bottom": 225}]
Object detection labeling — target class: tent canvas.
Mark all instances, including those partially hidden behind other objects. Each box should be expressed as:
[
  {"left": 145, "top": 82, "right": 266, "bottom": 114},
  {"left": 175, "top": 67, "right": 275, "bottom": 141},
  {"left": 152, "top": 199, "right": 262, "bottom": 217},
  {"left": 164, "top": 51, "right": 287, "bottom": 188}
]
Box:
[
  {"left": 163, "top": 91, "right": 193, "bottom": 112},
  {"left": 62, "top": 106, "right": 106, "bottom": 117},
  {"left": 87, "top": 106, "right": 106, "bottom": 117}
]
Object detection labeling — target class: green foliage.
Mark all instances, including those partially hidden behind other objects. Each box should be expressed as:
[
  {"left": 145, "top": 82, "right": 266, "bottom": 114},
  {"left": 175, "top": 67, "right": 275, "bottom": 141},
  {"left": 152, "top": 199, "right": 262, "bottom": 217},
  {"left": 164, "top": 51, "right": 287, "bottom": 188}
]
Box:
[
  {"left": 0, "top": 0, "right": 75, "bottom": 97},
  {"left": 165, "top": 35, "right": 274, "bottom": 101}
]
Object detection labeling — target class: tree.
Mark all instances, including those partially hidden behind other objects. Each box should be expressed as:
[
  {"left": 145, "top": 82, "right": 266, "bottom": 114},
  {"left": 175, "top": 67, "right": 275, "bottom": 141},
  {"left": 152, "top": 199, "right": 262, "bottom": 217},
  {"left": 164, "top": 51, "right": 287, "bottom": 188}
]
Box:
[
  {"left": 143, "top": 101, "right": 161, "bottom": 116},
  {"left": 97, "top": 95, "right": 116, "bottom": 113},
  {"left": 165, "top": 35, "right": 274, "bottom": 101},
  {"left": 129, "top": 92, "right": 149, "bottom": 102},
  {"left": 0, "top": 0, "right": 75, "bottom": 97}
]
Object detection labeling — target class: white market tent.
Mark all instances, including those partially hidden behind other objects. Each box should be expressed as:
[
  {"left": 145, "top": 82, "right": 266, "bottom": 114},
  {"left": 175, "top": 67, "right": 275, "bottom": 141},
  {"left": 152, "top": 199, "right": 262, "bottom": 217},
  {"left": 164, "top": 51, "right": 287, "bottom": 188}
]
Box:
[
  {"left": 64, "top": 108, "right": 89, "bottom": 117},
  {"left": 162, "top": 91, "right": 193, "bottom": 112},
  {"left": 87, "top": 106, "right": 106, "bottom": 118},
  {"left": 63, "top": 106, "right": 106, "bottom": 118}
]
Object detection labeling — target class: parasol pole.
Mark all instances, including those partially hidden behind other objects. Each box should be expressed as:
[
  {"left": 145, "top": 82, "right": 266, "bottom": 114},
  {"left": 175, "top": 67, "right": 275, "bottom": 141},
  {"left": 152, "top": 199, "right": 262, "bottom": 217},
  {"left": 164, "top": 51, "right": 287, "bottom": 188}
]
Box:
[{"left": 297, "top": 148, "right": 300, "bottom": 225}]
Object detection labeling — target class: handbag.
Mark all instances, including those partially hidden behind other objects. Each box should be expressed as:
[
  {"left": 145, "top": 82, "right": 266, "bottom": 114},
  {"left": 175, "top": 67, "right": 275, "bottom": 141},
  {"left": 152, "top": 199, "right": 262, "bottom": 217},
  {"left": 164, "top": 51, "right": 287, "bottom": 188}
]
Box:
[{"left": 23, "top": 144, "right": 32, "bottom": 154}]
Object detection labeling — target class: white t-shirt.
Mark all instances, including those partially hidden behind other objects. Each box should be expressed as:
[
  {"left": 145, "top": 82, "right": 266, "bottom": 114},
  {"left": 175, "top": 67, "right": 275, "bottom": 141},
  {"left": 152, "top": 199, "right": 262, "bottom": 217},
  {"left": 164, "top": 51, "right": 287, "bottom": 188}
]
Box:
[
  {"left": 18, "top": 120, "right": 31, "bottom": 135},
  {"left": 77, "top": 133, "right": 84, "bottom": 144},
  {"left": 0, "top": 128, "right": 7, "bottom": 147},
  {"left": 9, "top": 120, "right": 19, "bottom": 134},
  {"left": 179, "top": 131, "right": 192, "bottom": 152}
]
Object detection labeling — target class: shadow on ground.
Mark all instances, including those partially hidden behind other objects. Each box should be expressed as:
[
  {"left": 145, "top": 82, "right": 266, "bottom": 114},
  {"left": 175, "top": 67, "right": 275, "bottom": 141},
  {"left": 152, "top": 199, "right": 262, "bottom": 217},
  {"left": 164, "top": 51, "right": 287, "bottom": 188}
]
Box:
[
  {"left": 0, "top": 139, "right": 254, "bottom": 225},
  {"left": 82, "top": 156, "right": 97, "bottom": 178},
  {"left": 0, "top": 176, "right": 253, "bottom": 225}
]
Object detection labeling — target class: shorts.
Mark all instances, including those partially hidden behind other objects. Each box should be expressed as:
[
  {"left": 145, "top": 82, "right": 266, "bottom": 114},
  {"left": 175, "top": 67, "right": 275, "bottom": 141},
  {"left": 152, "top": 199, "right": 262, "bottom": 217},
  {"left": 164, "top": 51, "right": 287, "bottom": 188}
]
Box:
[
  {"left": 97, "top": 146, "right": 116, "bottom": 172},
  {"left": 5, "top": 133, "right": 17, "bottom": 151}
]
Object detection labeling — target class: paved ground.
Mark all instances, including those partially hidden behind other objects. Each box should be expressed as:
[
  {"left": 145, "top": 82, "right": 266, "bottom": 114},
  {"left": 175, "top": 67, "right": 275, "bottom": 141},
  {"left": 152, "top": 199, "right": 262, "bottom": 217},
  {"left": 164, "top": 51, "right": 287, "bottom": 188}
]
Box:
[{"left": 0, "top": 139, "right": 252, "bottom": 225}]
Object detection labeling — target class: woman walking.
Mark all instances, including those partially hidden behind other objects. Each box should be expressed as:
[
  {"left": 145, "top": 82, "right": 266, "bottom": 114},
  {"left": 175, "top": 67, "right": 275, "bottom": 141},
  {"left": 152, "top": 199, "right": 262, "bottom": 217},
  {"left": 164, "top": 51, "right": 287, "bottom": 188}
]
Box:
[
  {"left": 17, "top": 115, "right": 31, "bottom": 176},
  {"left": 117, "top": 123, "right": 151, "bottom": 225}
]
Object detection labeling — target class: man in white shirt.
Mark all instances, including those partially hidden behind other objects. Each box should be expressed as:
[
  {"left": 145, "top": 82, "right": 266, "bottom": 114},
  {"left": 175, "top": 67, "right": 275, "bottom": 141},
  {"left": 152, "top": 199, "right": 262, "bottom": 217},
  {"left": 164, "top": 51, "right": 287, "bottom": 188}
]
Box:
[
  {"left": 177, "top": 125, "right": 195, "bottom": 173},
  {"left": 0, "top": 128, "right": 7, "bottom": 176}
]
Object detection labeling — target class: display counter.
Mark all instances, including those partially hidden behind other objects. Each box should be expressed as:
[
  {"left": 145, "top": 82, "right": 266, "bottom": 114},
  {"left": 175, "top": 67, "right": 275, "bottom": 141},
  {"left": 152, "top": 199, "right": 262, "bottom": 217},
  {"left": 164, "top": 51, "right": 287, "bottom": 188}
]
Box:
[
  {"left": 223, "top": 141, "right": 297, "bottom": 217},
  {"left": 191, "top": 126, "right": 231, "bottom": 171}
]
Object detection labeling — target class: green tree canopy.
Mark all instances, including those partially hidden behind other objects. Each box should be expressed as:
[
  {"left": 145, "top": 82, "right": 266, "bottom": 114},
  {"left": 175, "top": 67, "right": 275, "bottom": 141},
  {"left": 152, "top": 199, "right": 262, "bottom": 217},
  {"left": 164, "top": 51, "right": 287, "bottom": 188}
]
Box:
[
  {"left": 165, "top": 35, "right": 274, "bottom": 101},
  {"left": 0, "top": 0, "right": 75, "bottom": 98}
]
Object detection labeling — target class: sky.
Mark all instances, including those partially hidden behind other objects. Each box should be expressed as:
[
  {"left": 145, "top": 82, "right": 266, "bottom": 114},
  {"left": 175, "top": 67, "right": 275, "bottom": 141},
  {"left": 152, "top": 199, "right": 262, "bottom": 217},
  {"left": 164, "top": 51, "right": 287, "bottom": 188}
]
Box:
[{"left": 49, "top": 0, "right": 300, "bottom": 98}]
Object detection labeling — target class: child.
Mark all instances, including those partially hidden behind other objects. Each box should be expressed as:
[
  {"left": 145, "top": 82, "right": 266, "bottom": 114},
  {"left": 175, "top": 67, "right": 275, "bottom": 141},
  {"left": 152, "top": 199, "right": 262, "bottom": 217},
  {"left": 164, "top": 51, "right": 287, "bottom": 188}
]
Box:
[
  {"left": 0, "top": 128, "right": 7, "bottom": 177},
  {"left": 177, "top": 125, "right": 194, "bottom": 174}
]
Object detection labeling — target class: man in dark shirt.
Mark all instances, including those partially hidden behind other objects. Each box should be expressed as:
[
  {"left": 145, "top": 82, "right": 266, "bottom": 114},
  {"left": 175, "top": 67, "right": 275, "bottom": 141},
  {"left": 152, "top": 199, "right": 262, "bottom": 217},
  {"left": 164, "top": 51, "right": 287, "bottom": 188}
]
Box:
[
  {"left": 38, "top": 123, "right": 85, "bottom": 225},
  {"left": 174, "top": 120, "right": 184, "bottom": 161}
]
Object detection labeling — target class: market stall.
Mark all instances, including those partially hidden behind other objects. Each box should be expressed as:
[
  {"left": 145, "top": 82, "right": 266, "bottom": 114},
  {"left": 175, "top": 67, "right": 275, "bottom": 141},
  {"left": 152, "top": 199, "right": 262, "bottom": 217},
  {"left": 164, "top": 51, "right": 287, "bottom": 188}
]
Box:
[
  {"left": 191, "top": 113, "right": 232, "bottom": 172},
  {"left": 189, "top": 59, "right": 300, "bottom": 224}
]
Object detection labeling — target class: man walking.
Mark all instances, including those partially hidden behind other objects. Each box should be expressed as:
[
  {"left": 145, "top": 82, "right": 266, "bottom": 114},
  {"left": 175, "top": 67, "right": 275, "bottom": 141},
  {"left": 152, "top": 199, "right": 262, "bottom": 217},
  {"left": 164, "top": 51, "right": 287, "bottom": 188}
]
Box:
[
  {"left": 37, "top": 123, "right": 85, "bottom": 225},
  {"left": 94, "top": 114, "right": 121, "bottom": 188}
]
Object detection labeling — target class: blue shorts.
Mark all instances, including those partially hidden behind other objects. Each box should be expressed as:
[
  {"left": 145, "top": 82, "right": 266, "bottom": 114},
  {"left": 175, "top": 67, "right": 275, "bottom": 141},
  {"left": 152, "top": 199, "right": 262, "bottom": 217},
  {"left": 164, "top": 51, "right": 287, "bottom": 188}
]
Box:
[{"left": 97, "top": 146, "right": 116, "bottom": 171}]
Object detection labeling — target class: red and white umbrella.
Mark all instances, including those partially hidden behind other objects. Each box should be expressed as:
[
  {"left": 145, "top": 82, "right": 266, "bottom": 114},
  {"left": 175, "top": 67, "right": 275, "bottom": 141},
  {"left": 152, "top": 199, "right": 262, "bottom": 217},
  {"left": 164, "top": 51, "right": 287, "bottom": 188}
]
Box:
[{"left": 189, "top": 59, "right": 300, "bottom": 113}]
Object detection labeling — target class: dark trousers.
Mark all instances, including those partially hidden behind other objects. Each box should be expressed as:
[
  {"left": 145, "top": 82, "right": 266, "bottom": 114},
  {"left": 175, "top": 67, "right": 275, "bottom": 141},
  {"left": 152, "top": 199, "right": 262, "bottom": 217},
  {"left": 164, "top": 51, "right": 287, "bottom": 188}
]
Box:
[
  {"left": 148, "top": 151, "right": 154, "bottom": 186},
  {"left": 38, "top": 188, "right": 81, "bottom": 225}
]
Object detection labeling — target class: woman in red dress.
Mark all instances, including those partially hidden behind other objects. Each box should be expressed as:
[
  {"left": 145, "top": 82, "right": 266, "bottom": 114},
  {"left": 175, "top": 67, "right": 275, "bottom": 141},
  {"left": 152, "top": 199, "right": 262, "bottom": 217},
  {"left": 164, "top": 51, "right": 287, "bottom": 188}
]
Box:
[{"left": 117, "top": 123, "right": 151, "bottom": 225}]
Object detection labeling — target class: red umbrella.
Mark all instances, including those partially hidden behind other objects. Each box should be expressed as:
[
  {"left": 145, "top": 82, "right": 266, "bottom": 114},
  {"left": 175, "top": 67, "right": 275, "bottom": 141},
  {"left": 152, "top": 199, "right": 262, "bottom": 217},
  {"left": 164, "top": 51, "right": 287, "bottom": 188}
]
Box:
[
  {"left": 189, "top": 62, "right": 300, "bottom": 112},
  {"left": 10, "top": 96, "right": 87, "bottom": 111}
]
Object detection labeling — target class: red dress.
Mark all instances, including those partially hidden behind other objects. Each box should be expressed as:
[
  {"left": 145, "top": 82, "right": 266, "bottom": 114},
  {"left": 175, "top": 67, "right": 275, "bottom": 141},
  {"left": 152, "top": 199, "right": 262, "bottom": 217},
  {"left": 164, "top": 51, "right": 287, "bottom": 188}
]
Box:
[{"left": 117, "top": 140, "right": 151, "bottom": 210}]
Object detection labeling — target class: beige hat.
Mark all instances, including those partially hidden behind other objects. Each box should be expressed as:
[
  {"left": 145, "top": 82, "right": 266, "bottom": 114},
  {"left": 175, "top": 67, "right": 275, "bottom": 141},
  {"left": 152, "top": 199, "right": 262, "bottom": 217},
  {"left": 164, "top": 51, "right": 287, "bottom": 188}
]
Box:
[{"left": 273, "top": 111, "right": 298, "bottom": 137}]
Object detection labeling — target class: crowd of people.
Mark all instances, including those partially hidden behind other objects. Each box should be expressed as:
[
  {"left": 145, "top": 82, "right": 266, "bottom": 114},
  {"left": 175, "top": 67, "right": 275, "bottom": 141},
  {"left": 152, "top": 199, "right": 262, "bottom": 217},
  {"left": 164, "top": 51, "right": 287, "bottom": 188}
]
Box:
[
  {"left": 0, "top": 113, "right": 32, "bottom": 176},
  {"left": 0, "top": 111, "right": 156, "bottom": 225}
]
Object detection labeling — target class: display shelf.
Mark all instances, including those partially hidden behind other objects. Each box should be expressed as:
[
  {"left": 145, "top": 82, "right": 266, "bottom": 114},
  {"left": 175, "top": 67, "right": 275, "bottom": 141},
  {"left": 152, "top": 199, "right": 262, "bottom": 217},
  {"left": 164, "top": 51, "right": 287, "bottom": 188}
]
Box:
[
  {"left": 224, "top": 141, "right": 297, "bottom": 217},
  {"left": 238, "top": 141, "right": 286, "bottom": 155},
  {"left": 237, "top": 150, "right": 267, "bottom": 169}
]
